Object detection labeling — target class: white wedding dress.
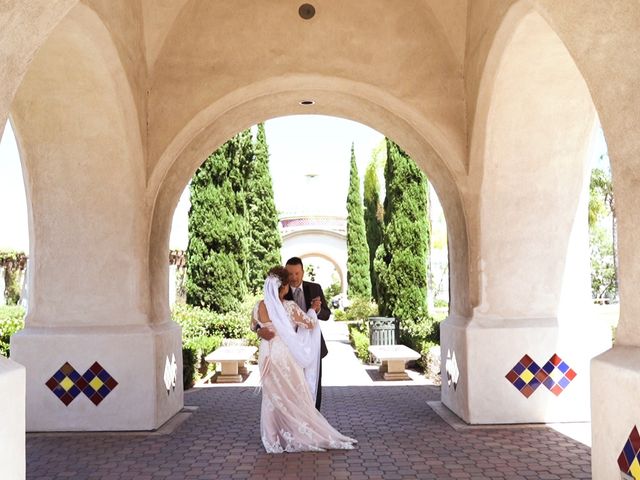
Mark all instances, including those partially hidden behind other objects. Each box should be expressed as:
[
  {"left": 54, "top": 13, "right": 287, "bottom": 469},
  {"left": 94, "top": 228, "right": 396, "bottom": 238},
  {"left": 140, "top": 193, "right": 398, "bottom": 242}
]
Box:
[{"left": 252, "top": 300, "right": 357, "bottom": 453}]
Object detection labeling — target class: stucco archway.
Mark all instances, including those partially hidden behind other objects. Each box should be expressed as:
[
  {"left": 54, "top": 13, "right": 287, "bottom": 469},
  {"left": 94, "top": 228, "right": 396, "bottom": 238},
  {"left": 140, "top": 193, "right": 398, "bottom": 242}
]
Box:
[
  {"left": 440, "top": 2, "right": 610, "bottom": 425},
  {"left": 0, "top": 2, "right": 639, "bottom": 476},
  {"left": 146, "top": 82, "right": 471, "bottom": 328},
  {"left": 281, "top": 229, "right": 348, "bottom": 293}
]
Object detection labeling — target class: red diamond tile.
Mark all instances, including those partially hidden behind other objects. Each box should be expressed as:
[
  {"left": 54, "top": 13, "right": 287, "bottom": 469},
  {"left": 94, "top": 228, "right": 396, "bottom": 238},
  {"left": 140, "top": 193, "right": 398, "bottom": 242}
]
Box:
[
  {"left": 619, "top": 450, "right": 630, "bottom": 472},
  {"left": 505, "top": 371, "right": 518, "bottom": 383},
  {"left": 535, "top": 370, "right": 549, "bottom": 382},
  {"left": 630, "top": 426, "right": 640, "bottom": 453},
  {"left": 549, "top": 354, "right": 562, "bottom": 366},
  {"left": 45, "top": 377, "right": 58, "bottom": 391},
  {"left": 89, "top": 362, "right": 103, "bottom": 375},
  {"left": 520, "top": 355, "right": 534, "bottom": 368},
  {"left": 520, "top": 385, "right": 535, "bottom": 398}
]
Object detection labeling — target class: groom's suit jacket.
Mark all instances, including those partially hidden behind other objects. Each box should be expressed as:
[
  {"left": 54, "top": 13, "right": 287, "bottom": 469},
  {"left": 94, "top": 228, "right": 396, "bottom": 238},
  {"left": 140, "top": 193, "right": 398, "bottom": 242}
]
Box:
[{"left": 285, "top": 280, "right": 331, "bottom": 358}]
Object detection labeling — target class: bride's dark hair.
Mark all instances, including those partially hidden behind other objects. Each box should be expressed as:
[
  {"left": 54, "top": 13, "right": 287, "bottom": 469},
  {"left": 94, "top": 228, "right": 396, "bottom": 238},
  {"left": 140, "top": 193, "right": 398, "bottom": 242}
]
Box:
[{"left": 268, "top": 265, "right": 289, "bottom": 287}]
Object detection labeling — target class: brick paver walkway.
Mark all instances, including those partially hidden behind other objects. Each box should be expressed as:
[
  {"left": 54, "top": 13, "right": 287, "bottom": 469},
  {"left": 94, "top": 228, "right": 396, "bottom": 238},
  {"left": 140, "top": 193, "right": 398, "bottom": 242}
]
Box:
[{"left": 26, "top": 322, "right": 592, "bottom": 479}]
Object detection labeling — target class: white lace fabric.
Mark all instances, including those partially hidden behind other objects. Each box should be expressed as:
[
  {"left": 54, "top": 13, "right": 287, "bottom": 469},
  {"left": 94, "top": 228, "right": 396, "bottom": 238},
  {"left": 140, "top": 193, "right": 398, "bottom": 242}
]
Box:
[{"left": 252, "top": 300, "right": 357, "bottom": 453}]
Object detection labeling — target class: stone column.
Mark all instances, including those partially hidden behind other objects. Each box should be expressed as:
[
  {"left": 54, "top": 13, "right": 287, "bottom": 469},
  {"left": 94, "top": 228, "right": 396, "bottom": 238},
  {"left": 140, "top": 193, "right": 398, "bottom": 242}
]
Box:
[
  {"left": 441, "top": 9, "right": 611, "bottom": 423},
  {"left": 8, "top": 5, "right": 183, "bottom": 431}
]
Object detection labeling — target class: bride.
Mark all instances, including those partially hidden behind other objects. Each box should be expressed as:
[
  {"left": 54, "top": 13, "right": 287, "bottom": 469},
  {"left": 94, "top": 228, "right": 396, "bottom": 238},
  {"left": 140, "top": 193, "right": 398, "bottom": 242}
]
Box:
[{"left": 252, "top": 266, "right": 357, "bottom": 453}]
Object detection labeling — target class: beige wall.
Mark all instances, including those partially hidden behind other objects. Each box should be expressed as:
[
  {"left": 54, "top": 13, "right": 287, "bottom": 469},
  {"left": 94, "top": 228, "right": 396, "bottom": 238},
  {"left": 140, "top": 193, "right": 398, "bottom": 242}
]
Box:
[
  {"left": 11, "top": 4, "right": 148, "bottom": 327},
  {"left": 470, "top": 9, "right": 595, "bottom": 319}
]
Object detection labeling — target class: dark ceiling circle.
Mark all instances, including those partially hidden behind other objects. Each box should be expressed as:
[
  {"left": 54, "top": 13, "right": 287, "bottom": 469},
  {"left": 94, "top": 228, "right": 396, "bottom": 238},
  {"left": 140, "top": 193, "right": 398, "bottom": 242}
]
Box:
[{"left": 299, "top": 4, "right": 316, "bottom": 20}]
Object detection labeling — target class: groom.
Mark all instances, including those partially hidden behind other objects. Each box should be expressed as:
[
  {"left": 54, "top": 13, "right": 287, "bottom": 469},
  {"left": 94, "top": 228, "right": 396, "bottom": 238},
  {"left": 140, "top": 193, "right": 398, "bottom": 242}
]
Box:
[{"left": 284, "top": 257, "right": 331, "bottom": 410}]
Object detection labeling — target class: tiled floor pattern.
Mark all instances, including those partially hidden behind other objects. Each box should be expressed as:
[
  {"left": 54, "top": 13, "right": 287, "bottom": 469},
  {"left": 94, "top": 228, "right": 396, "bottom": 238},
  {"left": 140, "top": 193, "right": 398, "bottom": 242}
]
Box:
[{"left": 27, "top": 383, "right": 591, "bottom": 479}]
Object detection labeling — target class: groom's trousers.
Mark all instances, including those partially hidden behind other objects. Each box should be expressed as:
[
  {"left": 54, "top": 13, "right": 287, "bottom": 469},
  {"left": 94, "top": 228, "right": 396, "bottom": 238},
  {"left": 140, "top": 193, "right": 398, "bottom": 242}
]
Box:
[{"left": 315, "top": 359, "right": 322, "bottom": 410}]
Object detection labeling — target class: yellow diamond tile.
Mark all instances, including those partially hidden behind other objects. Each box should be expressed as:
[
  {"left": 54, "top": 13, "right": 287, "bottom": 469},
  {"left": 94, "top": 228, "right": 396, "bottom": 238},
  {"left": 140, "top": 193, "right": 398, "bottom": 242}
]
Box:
[
  {"left": 519, "top": 369, "right": 534, "bottom": 384},
  {"left": 629, "top": 457, "right": 640, "bottom": 479},
  {"left": 60, "top": 377, "right": 74, "bottom": 392},
  {"left": 89, "top": 377, "right": 104, "bottom": 390}
]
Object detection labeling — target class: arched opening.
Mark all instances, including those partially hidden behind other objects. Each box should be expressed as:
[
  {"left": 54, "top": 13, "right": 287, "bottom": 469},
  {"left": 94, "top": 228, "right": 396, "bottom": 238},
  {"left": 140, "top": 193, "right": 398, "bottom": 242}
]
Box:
[
  {"left": 440, "top": 2, "right": 611, "bottom": 425},
  {"left": 0, "top": 120, "right": 29, "bottom": 311},
  {"left": 148, "top": 91, "right": 468, "bottom": 330}
]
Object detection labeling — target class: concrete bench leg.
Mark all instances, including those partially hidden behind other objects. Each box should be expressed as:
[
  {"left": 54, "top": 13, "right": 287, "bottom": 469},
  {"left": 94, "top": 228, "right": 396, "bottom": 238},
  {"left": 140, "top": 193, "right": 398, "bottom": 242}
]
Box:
[
  {"left": 383, "top": 359, "right": 410, "bottom": 381},
  {"left": 216, "top": 361, "right": 243, "bottom": 383}
]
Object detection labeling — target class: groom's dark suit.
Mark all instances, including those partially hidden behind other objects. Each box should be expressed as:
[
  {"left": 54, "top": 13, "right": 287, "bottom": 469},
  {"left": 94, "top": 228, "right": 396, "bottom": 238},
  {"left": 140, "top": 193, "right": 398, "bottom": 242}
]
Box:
[{"left": 285, "top": 280, "right": 330, "bottom": 410}]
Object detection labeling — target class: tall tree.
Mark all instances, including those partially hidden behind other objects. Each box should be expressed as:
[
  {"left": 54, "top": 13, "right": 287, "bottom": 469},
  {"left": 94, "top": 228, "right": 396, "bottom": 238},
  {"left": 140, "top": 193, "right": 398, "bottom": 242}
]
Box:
[
  {"left": 363, "top": 159, "right": 383, "bottom": 300},
  {"left": 185, "top": 131, "right": 251, "bottom": 312},
  {"left": 245, "top": 123, "right": 282, "bottom": 292},
  {"left": 374, "top": 139, "right": 429, "bottom": 324},
  {"left": 346, "top": 144, "right": 371, "bottom": 298}
]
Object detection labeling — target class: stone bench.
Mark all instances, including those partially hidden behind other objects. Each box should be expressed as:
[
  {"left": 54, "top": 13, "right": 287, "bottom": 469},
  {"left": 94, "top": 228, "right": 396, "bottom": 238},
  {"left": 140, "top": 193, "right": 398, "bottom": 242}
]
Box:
[
  {"left": 368, "top": 344, "right": 421, "bottom": 381},
  {"left": 205, "top": 346, "right": 257, "bottom": 383}
]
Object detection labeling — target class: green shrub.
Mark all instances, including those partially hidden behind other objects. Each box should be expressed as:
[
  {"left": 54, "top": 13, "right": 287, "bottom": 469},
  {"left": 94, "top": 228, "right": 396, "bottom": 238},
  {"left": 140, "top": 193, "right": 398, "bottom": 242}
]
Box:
[
  {"left": 333, "top": 309, "right": 347, "bottom": 321},
  {"left": 0, "top": 305, "right": 25, "bottom": 357},
  {"left": 325, "top": 281, "right": 341, "bottom": 299},
  {"left": 184, "top": 335, "right": 223, "bottom": 385},
  {"left": 172, "top": 300, "right": 257, "bottom": 342},
  {"left": 434, "top": 298, "right": 449, "bottom": 309},
  {"left": 349, "top": 326, "right": 370, "bottom": 362},
  {"left": 182, "top": 346, "right": 197, "bottom": 390},
  {"left": 172, "top": 296, "right": 260, "bottom": 388},
  {"left": 344, "top": 297, "right": 378, "bottom": 322}
]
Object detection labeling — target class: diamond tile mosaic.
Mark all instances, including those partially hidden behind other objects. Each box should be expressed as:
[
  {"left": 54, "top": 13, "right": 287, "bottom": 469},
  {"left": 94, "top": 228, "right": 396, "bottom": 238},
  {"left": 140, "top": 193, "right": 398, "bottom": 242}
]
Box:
[
  {"left": 506, "top": 353, "right": 577, "bottom": 398},
  {"left": 80, "top": 362, "right": 119, "bottom": 405},
  {"left": 46, "top": 361, "right": 118, "bottom": 406},
  {"left": 540, "top": 353, "right": 577, "bottom": 396},
  {"left": 505, "top": 354, "right": 546, "bottom": 398},
  {"left": 618, "top": 426, "right": 640, "bottom": 479},
  {"left": 45, "top": 362, "right": 83, "bottom": 406}
]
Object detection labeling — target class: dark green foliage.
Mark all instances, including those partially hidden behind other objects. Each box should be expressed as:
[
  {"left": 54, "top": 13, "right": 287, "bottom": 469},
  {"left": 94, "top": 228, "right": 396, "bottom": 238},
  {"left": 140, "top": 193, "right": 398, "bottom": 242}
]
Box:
[
  {"left": 181, "top": 347, "right": 198, "bottom": 390},
  {"left": 0, "top": 305, "right": 25, "bottom": 357},
  {"left": 348, "top": 322, "right": 370, "bottom": 362},
  {"left": 245, "top": 124, "right": 282, "bottom": 293},
  {"left": 375, "top": 139, "right": 430, "bottom": 328},
  {"left": 325, "top": 280, "right": 341, "bottom": 299},
  {"left": 363, "top": 161, "right": 383, "bottom": 299},
  {"left": 186, "top": 131, "right": 252, "bottom": 312},
  {"left": 173, "top": 296, "right": 259, "bottom": 389},
  {"left": 346, "top": 144, "right": 371, "bottom": 299}
]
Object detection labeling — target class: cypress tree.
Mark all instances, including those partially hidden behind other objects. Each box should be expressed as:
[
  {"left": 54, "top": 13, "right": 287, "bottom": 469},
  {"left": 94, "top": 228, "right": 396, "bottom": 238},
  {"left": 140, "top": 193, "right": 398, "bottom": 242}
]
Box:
[
  {"left": 363, "top": 159, "right": 383, "bottom": 300},
  {"left": 185, "top": 131, "right": 250, "bottom": 313},
  {"left": 245, "top": 123, "right": 282, "bottom": 292},
  {"left": 346, "top": 143, "right": 371, "bottom": 299},
  {"left": 374, "top": 139, "right": 429, "bottom": 324}
]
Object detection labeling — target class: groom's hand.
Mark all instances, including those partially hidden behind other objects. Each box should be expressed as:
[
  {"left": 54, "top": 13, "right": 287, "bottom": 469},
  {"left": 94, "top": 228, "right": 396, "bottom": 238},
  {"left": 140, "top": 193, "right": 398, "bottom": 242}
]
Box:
[
  {"left": 256, "top": 326, "right": 275, "bottom": 341},
  {"left": 311, "top": 296, "right": 322, "bottom": 313}
]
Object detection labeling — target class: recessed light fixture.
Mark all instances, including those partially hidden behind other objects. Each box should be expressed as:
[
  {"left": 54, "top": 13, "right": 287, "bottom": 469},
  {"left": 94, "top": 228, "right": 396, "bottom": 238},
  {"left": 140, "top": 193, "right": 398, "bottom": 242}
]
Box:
[
  {"left": 299, "top": 3, "right": 315, "bottom": 20},
  {"left": 299, "top": 100, "right": 315, "bottom": 106}
]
